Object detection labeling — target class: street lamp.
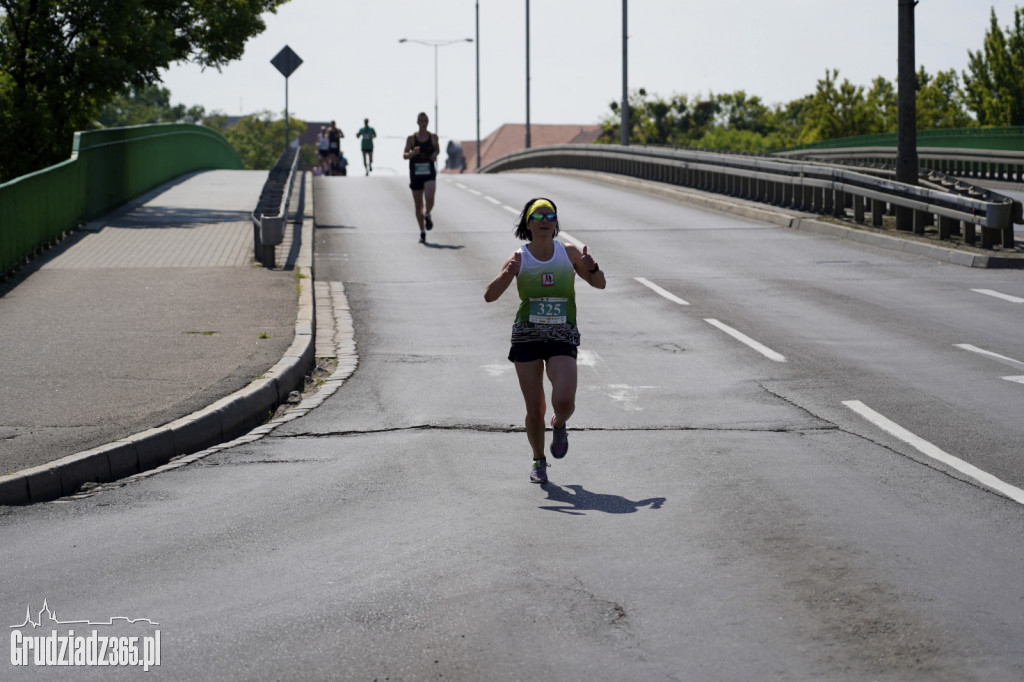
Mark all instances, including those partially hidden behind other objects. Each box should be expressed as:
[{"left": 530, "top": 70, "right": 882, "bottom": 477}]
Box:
[{"left": 398, "top": 37, "right": 473, "bottom": 139}]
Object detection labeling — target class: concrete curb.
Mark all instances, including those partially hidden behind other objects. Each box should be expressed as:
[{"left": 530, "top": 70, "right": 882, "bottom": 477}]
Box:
[
  {"left": 534, "top": 169, "right": 1023, "bottom": 269},
  {"left": 0, "top": 173, "right": 317, "bottom": 506}
]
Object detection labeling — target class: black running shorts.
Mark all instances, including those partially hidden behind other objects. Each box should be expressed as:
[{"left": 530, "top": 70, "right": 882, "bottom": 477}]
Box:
[
  {"left": 507, "top": 341, "right": 578, "bottom": 363},
  {"left": 409, "top": 172, "right": 436, "bottom": 191}
]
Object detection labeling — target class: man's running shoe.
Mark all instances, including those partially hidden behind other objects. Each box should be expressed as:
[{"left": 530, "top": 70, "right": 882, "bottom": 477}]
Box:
[
  {"left": 530, "top": 458, "right": 549, "bottom": 484},
  {"left": 550, "top": 415, "right": 568, "bottom": 459},
  {"left": 424, "top": 213, "right": 433, "bottom": 231},
  {"left": 419, "top": 231, "right": 426, "bottom": 243}
]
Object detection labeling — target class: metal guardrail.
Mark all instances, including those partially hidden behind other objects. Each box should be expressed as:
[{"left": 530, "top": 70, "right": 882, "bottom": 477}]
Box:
[
  {"left": 251, "top": 144, "right": 300, "bottom": 268},
  {"left": 479, "top": 144, "right": 1020, "bottom": 250}
]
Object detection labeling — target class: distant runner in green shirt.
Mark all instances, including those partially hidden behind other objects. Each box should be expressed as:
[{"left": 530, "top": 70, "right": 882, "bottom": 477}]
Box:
[{"left": 356, "top": 118, "right": 376, "bottom": 175}]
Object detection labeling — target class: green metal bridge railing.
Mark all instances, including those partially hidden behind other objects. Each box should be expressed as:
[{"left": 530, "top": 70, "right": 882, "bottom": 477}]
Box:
[
  {"left": 0, "top": 123, "right": 243, "bottom": 277},
  {"left": 780, "top": 126, "right": 1024, "bottom": 153}
]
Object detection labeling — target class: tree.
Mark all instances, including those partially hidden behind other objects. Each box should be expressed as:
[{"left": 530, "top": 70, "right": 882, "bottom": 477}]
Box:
[
  {"left": 0, "top": 0, "right": 290, "bottom": 182},
  {"left": 916, "top": 68, "right": 976, "bottom": 130},
  {"left": 797, "top": 70, "right": 880, "bottom": 144},
  {"left": 714, "top": 91, "right": 772, "bottom": 136},
  {"left": 865, "top": 76, "right": 898, "bottom": 133},
  {"left": 963, "top": 6, "right": 1024, "bottom": 125},
  {"left": 97, "top": 84, "right": 206, "bottom": 127},
  {"left": 602, "top": 89, "right": 725, "bottom": 147},
  {"left": 218, "top": 111, "right": 306, "bottom": 171}
]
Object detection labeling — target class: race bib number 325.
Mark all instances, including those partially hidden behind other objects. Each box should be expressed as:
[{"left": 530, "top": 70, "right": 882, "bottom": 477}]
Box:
[{"left": 528, "top": 297, "right": 567, "bottom": 324}]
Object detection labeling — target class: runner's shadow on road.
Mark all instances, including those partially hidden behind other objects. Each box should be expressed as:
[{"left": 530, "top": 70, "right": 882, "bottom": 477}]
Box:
[
  {"left": 422, "top": 241, "right": 465, "bottom": 250},
  {"left": 539, "top": 484, "right": 665, "bottom": 515}
]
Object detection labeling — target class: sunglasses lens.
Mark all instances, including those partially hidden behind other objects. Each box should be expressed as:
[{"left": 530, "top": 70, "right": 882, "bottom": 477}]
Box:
[{"left": 529, "top": 212, "right": 557, "bottom": 222}]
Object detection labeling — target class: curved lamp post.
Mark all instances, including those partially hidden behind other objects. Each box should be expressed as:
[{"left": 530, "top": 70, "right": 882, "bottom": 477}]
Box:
[{"left": 398, "top": 37, "right": 474, "bottom": 138}]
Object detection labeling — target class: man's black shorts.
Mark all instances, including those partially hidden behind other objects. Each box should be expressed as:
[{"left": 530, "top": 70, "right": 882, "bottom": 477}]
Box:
[{"left": 508, "top": 341, "right": 578, "bottom": 363}]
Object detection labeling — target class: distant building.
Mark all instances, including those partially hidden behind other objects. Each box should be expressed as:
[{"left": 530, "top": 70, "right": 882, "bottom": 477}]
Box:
[{"left": 448, "top": 123, "right": 603, "bottom": 174}]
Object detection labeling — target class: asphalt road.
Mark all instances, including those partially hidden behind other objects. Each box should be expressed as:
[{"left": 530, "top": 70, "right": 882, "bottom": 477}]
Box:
[{"left": 2, "top": 172, "right": 1022, "bottom": 681}]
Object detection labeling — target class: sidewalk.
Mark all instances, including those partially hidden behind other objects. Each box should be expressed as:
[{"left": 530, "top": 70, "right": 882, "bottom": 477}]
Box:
[{"left": 0, "top": 169, "right": 315, "bottom": 505}]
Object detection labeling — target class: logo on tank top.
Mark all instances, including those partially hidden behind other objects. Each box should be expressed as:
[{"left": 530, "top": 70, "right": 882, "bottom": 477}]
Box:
[{"left": 542, "top": 273, "right": 555, "bottom": 287}]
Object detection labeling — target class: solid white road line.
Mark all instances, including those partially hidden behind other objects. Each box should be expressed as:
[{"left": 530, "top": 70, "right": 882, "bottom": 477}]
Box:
[
  {"left": 704, "top": 318, "right": 786, "bottom": 362},
  {"left": 954, "top": 344, "right": 1024, "bottom": 370},
  {"left": 843, "top": 400, "right": 1024, "bottom": 505},
  {"left": 634, "top": 277, "right": 690, "bottom": 306},
  {"left": 971, "top": 288, "right": 1024, "bottom": 304}
]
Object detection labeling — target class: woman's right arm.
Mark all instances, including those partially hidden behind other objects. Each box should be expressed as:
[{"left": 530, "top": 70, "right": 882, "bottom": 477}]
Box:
[{"left": 484, "top": 251, "right": 521, "bottom": 302}]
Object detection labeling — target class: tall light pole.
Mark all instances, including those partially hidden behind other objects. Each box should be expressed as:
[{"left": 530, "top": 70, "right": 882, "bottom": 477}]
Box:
[
  {"left": 476, "top": 0, "right": 481, "bottom": 170},
  {"left": 525, "top": 0, "right": 531, "bottom": 148},
  {"left": 398, "top": 37, "right": 473, "bottom": 139},
  {"left": 621, "top": 0, "right": 629, "bottom": 146}
]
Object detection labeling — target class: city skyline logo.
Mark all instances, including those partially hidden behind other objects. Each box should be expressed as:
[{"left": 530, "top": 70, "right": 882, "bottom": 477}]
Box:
[
  {"left": 10, "top": 600, "right": 161, "bottom": 671},
  {"left": 11, "top": 599, "right": 159, "bottom": 629}
]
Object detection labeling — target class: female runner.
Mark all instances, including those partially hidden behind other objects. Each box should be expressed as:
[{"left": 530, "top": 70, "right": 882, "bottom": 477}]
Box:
[{"left": 484, "top": 197, "right": 606, "bottom": 483}]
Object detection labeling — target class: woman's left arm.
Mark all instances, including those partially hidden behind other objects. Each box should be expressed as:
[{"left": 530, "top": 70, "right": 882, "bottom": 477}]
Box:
[{"left": 567, "top": 244, "right": 606, "bottom": 289}]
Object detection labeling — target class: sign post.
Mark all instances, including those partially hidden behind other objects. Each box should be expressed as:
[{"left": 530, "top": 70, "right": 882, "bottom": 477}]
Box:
[{"left": 271, "top": 46, "right": 303, "bottom": 151}]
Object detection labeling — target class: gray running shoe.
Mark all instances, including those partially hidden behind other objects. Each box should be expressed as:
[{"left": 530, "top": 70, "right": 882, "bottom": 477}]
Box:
[
  {"left": 530, "top": 458, "right": 549, "bottom": 484},
  {"left": 550, "top": 416, "right": 568, "bottom": 459}
]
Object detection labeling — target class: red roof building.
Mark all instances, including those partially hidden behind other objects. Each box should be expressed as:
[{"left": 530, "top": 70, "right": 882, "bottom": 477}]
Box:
[{"left": 446, "top": 123, "right": 604, "bottom": 173}]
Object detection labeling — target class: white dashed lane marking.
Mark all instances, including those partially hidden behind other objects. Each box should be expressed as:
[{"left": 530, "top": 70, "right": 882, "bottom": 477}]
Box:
[
  {"left": 634, "top": 277, "right": 690, "bottom": 306},
  {"left": 971, "top": 288, "right": 1024, "bottom": 304},
  {"left": 844, "top": 400, "right": 1024, "bottom": 506},
  {"left": 954, "top": 344, "right": 1024, "bottom": 385},
  {"left": 704, "top": 318, "right": 786, "bottom": 363}
]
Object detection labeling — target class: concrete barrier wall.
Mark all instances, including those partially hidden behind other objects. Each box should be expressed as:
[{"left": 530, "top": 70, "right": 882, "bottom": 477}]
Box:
[{"left": 1, "top": 123, "right": 243, "bottom": 276}]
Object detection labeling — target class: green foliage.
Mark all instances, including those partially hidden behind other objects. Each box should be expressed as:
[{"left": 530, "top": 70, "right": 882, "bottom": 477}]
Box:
[
  {"left": 917, "top": 68, "right": 975, "bottom": 129},
  {"left": 598, "top": 6, "right": 1024, "bottom": 153},
  {"left": 0, "top": 0, "right": 290, "bottom": 182},
  {"left": 963, "top": 6, "right": 1024, "bottom": 125},
  {"left": 601, "top": 88, "right": 799, "bottom": 149},
  {"left": 97, "top": 85, "right": 207, "bottom": 127},
  {"left": 217, "top": 111, "right": 307, "bottom": 170},
  {"left": 797, "top": 70, "right": 877, "bottom": 143}
]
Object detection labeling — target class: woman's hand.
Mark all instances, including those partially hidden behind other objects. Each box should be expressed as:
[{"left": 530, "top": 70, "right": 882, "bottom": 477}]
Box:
[
  {"left": 579, "top": 245, "right": 595, "bottom": 272},
  {"left": 575, "top": 245, "right": 606, "bottom": 289},
  {"left": 484, "top": 251, "right": 521, "bottom": 302},
  {"left": 502, "top": 250, "right": 522, "bottom": 278}
]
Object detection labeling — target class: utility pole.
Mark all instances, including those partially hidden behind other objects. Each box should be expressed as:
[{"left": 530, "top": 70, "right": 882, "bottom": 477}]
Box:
[
  {"left": 621, "top": 0, "right": 629, "bottom": 146},
  {"left": 896, "top": 0, "right": 919, "bottom": 231},
  {"left": 476, "top": 0, "right": 481, "bottom": 170},
  {"left": 525, "top": 0, "right": 531, "bottom": 149}
]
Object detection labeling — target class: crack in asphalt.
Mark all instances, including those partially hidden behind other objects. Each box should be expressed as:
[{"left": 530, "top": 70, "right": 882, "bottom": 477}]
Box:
[{"left": 272, "top": 423, "right": 840, "bottom": 438}]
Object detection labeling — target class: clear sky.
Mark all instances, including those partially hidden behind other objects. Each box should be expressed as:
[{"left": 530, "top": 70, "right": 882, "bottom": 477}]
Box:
[{"left": 160, "top": 0, "right": 1023, "bottom": 173}]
